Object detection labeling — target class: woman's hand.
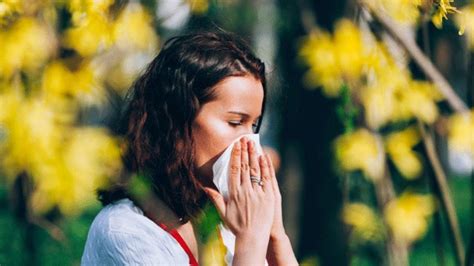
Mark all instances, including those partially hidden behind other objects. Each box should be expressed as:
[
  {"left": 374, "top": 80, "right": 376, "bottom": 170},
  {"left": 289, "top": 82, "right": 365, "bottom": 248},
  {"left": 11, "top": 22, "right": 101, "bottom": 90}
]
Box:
[
  {"left": 261, "top": 152, "right": 298, "bottom": 265},
  {"left": 204, "top": 137, "right": 275, "bottom": 265},
  {"left": 262, "top": 151, "right": 286, "bottom": 239}
]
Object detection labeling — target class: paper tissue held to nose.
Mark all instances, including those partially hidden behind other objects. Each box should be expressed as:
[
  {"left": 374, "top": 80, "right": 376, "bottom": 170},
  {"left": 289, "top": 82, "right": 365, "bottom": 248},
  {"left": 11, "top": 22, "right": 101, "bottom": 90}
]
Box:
[
  {"left": 212, "top": 133, "right": 264, "bottom": 199},
  {"left": 211, "top": 133, "right": 265, "bottom": 265}
]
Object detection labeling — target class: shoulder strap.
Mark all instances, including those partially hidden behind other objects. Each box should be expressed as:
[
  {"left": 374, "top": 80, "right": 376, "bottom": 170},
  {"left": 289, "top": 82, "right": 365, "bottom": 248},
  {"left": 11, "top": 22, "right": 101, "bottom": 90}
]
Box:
[{"left": 144, "top": 212, "right": 199, "bottom": 266}]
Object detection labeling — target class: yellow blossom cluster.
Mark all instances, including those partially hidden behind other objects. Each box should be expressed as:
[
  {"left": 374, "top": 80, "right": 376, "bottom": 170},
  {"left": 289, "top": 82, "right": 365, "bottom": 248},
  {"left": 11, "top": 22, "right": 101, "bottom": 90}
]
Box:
[
  {"left": 384, "top": 192, "right": 436, "bottom": 244},
  {"left": 363, "top": 43, "right": 444, "bottom": 129},
  {"left": 0, "top": 0, "right": 160, "bottom": 216},
  {"left": 0, "top": 1, "right": 159, "bottom": 93},
  {"left": 334, "top": 128, "right": 385, "bottom": 182},
  {"left": 0, "top": 17, "right": 55, "bottom": 78},
  {"left": 41, "top": 60, "right": 102, "bottom": 105},
  {"left": 64, "top": 1, "right": 158, "bottom": 57},
  {"left": 300, "top": 20, "right": 444, "bottom": 129},
  {"left": 363, "top": 0, "right": 459, "bottom": 28},
  {"left": 0, "top": 0, "right": 21, "bottom": 23},
  {"left": 299, "top": 19, "right": 365, "bottom": 96},
  {"left": 385, "top": 127, "right": 423, "bottom": 179},
  {"left": 432, "top": 0, "right": 459, "bottom": 28},
  {"left": 0, "top": 89, "right": 122, "bottom": 215},
  {"left": 456, "top": 4, "right": 474, "bottom": 49},
  {"left": 333, "top": 126, "right": 427, "bottom": 182},
  {"left": 342, "top": 203, "right": 384, "bottom": 243},
  {"left": 447, "top": 109, "right": 474, "bottom": 161}
]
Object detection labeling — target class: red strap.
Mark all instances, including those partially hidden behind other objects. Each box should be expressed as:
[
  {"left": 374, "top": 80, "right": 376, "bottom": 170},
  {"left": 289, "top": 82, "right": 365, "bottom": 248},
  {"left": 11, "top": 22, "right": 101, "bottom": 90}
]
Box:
[
  {"left": 143, "top": 211, "right": 198, "bottom": 265},
  {"left": 159, "top": 223, "right": 199, "bottom": 266}
]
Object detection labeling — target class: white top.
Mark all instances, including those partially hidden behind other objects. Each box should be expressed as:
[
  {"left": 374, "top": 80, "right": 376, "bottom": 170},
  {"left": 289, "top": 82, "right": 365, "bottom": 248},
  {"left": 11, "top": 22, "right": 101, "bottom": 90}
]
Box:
[{"left": 81, "top": 198, "right": 189, "bottom": 265}]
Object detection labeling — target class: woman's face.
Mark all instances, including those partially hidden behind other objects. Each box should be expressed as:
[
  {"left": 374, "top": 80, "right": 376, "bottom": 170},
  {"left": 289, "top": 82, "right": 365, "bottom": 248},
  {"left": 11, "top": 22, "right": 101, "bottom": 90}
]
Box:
[{"left": 192, "top": 75, "right": 264, "bottom": 185}]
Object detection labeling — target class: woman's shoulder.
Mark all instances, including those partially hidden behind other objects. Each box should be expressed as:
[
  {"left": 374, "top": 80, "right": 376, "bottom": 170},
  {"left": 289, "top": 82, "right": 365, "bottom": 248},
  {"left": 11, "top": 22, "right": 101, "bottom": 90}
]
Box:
[
  {"left": 81, "top": 198, "right": 188, "bottom": 265},
  {"left": 91, "top": 198, "right": 150, "bottom": 233}
]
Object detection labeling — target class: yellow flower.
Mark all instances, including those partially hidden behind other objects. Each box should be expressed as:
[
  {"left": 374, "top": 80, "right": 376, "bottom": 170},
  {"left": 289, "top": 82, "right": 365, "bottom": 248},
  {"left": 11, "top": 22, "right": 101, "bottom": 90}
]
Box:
[
  {"left": 394, "top": 81, "right": 441, "bottom": 124},
  {"left": 385, "top": 192, "right": 436, "bottom": 244},
  {"left": 0, "top": 0, "right": 21, "bottom": 24},
  {"left": 201, "top": 231, "right": 226, "bottom": 266},
  {"left": 299, "top": 20, "right": 365, "bottom": 97},
  {"left": 334, "top": 128, "right": 385, "bottom": 182},
  {"left": 300, "top": 31, "right": 342, "bottom": 96},
  {"left": 432, "top": 0, "right": 459, "bottom": 28},
  {"left": 447, "top": 109, "right": 474, "bottom": 159},
  {"left": 63, "top": 12, "right": 113, "bottom": 56},
  {"left": 455, "top": 4, "right": 474, "bottom": 49},
  {"left": 0, "top": 89, "right": 120, "bottom": 215},
  {"left": 0, "top": 17, "right": 55, "bottom": 78},
  {"left": 0, "top": 96, "right": 72, "bottom": 181},
  {"left": 41, "top": 60, "right": 104, "bottom": 105},
  {"left": 362, "top": 44, "right": 413, "bottom": 129},
  {"left": 385, "top": 127, "right": 423, "bottom": 179},
  {"left": 0, "top": 87, "right": 22, "bottom": 125},
  {"left": 113, "top": 3, "right": 159, "bottom": 52},
  {"left": 30, "top": 127, "right": 122, "bottom": 215},
  {"left": 67, "top": 0, "right": 113, "bottom": 25},
  {"left": 361, "top": 84, "right": 395, "bottom": 129},
  {"left": 333, "top": 19, "right": 365, "bottom": 82},
  {"left": 343, "top": 203, "right": 384, "bottom": 243},
  {"left": 364, "top": 51, "right": 441, "bottom": 127}
]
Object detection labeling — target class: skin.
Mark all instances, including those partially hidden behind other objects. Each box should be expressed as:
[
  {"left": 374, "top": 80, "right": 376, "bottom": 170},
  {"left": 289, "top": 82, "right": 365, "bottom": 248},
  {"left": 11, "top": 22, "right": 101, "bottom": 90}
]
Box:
[
  {"left": 192, "top": 74, "right": 264, "bottom": 184},
  {"left": 182, "top": 75, "right": 298, "bottom": 265}
]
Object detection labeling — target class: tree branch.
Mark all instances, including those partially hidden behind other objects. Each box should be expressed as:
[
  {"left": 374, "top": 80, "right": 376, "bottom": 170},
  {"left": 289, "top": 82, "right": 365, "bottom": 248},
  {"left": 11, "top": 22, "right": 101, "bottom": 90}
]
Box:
[{"left": 417, "top": 121, "right": 465, "bottom": 266}]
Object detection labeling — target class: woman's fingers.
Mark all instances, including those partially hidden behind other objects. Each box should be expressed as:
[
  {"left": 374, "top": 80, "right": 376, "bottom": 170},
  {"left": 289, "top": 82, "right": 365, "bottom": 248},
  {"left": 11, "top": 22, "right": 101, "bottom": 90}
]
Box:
[
  {"left": 203, "top": 187, "right": 226, "bottom": 218},
  {"left": 229, "top": 140, "right": 241, "bottom": 197},
  {"left": 248, "top": 140, "right": 261, "bottom": 190},
  {"left": 258, "top": 154, "right": 273, "bottom": 193},
  {"left": 265, "top": 153, "right": 281, "bottom": 199},
  {"left": 265, "top": 152, "right": 277, "bottom": 180},
  {"left": 240, "top": 137, "right": 251, "bottom": 188}
]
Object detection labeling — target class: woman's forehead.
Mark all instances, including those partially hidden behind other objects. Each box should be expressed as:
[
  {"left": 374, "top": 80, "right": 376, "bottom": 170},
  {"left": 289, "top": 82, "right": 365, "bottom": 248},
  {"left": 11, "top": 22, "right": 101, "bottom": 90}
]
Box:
[{"left": 211, "top": 75, "right": 264, "bottom": 114}]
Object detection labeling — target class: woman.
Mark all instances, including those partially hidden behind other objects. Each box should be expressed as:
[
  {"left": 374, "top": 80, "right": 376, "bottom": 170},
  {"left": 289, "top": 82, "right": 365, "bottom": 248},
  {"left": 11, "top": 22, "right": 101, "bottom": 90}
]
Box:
[{"left": 81, "top": 31, "right": 297, "bottom": 265}]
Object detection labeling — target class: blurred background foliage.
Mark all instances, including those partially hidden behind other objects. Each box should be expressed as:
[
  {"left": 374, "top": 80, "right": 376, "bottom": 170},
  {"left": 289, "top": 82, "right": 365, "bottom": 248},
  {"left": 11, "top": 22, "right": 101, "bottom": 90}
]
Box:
[{"left": 0, "top": 0, "right": 472, "bottom": 265}]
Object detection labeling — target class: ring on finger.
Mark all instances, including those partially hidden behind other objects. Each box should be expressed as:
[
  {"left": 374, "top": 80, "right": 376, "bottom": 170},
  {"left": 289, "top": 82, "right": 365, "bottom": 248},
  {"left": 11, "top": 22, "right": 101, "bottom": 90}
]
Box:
[{"left": 250, "top": 176, "right": 264, "bottom": 187}]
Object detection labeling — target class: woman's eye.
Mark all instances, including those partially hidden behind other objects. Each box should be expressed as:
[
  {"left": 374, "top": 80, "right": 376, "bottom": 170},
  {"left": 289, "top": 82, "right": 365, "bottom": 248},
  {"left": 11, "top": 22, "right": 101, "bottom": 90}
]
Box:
[
  {"left": 228, "top": 121, "right": 243, "bottom": 126},
  {"left": 228, "top": 121, "right": 258, "bottom": 130}
]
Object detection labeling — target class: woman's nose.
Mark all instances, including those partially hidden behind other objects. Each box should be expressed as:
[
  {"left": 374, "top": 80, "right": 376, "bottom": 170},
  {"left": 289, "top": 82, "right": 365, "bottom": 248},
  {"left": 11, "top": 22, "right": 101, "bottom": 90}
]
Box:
[{"left": 241, "top": 126, "right": 254, "bottom": 136}]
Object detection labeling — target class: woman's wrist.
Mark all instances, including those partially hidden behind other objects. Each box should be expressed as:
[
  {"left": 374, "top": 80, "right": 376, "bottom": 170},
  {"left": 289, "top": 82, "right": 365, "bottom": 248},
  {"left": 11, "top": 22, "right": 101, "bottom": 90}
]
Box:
[
  {"left": 266, "top": 232, "right": 298, "bottom": 266},
  {"left": 270, "top": 228, "right": 287, "bottom": 241},
  {"left": 235, "top": 232, "right": 270, "bottom": 250},
  {"left": 234, "top": 233, "right": 270, "bottom": 265}
]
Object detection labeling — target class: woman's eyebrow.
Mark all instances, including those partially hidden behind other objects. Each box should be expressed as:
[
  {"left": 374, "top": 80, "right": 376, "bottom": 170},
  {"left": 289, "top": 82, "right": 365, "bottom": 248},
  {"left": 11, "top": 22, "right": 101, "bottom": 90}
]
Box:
[{"left": 227, "top": 111, "right": 262, "bottom": 120}]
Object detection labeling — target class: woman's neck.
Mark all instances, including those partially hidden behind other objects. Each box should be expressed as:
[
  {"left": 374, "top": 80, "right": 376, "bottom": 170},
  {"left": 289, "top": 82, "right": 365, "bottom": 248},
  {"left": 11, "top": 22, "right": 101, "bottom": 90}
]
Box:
[{"left": 134, "top": 193, "right": 184, "bottom": 230}]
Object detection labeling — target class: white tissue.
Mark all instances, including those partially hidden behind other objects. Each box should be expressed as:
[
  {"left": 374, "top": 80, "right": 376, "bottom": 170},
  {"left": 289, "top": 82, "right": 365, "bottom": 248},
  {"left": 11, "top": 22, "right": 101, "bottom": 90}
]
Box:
[
  {"left": 212, "top": 133, "right": 263, "bottom": 199},
  {"left": 211, "top": 133, "right": 265, "bottom": 265}
]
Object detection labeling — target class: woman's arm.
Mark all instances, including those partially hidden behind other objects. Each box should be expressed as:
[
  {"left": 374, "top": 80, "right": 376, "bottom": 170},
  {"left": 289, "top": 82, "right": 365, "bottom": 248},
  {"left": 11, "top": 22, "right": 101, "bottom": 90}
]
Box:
[{"left": 267, "top": 233, "right": 298, "bottom": 266}]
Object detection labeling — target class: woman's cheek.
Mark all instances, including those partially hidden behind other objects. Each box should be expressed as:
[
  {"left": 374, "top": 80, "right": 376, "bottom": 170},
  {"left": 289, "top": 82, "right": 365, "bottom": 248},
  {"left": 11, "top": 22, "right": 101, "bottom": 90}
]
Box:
[{"left": 210, "top": 123, "right": 240, "bottom": 152}]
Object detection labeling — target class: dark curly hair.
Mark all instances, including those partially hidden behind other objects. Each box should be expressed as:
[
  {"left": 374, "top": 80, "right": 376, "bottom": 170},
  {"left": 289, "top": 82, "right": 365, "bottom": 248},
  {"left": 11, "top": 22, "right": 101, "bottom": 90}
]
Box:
[{"left": 98, "top": 31, "right": 267, "bottom": 223}]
